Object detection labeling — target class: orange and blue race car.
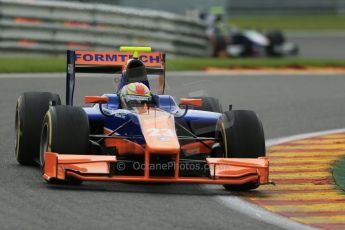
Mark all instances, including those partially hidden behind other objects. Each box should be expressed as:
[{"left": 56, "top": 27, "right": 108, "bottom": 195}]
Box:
[{"left": 15, "top": 47, "right": 269, "bottom": 191}]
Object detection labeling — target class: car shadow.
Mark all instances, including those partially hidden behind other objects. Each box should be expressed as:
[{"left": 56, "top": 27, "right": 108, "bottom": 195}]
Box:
[
  {"left": 46, "top": 181, "right": 233, "bottom": 196},
  {"left": 12, "top": 163, "right": 267, "bottom": 197}
]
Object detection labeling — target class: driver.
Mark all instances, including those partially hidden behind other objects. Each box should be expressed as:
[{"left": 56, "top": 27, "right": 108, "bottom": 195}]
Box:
[
  {"left": 120, "top": 82, "right": 151, "bottom": 108},
  {"left": 205, "top": 6, "right": 231, "bottom": 57}
]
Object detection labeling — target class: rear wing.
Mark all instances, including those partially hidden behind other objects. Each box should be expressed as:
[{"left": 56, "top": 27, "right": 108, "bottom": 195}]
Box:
[{"left": 66, "top": 49, "right": 165, "bottom": 105}]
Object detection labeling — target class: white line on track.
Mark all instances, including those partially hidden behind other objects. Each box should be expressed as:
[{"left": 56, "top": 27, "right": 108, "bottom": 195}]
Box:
[{"left": 215, "top": 128, "right": 345, "bottom": 230}]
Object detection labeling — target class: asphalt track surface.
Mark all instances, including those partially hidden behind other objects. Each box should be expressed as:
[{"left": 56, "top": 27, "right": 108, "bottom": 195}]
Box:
[
  {"left": 1, "top": 72, "right": 345, "bottom": 230},
  {"left": 287, "top": 32, "right": 345, "bottom": 59}
]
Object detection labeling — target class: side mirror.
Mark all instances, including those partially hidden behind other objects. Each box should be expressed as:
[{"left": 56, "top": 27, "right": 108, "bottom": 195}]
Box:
[
  {"left": 179, "top": 98, "right": 202, "bottom": 107},
  {"left": 84, "top": 96, "right": 109, "bottom": 104}
]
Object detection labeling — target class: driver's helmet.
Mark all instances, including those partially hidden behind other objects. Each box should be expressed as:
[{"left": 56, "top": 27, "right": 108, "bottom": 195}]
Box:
[
  {"left": 209, "top": 6, "right": 225, "bottom": 16},
  {"left": 120, "top": 82, "right": 151, "bottom": 108},
  {"left": 209, "top": 6, "right": 225, "bottom": 24}
]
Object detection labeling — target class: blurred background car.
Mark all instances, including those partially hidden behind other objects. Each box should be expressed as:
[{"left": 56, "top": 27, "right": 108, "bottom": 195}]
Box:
[{"left": 201, "top": 6, "right": 299, "bottom": 57}]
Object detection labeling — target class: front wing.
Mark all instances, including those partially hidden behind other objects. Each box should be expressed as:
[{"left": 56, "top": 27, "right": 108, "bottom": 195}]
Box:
[{"left": 43, "top": 152, "right": 269, "bottom": 186}]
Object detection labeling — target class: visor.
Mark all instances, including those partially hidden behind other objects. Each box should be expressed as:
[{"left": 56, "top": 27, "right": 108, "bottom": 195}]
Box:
[
  {"left": 124, "top": 95, "right": 151, "bottom": 102},
  {"left": 124, "top": 94, "right": 151, "bottom": 107}
]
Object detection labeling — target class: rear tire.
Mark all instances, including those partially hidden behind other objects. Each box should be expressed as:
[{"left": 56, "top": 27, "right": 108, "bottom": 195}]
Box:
[
  {"left": 40, "top": 106, "right": 90, "bottom": 184},
  {"left": 188, "top": 96, "right": 223, "bottom": 137},
  {"left": 15, "top": 92, "right": 61, "bottom": 165},
  {"left": 189, "top": 96, "right": 222, "bottom": 113},
  {"left": 266, "top": 30, "right": 285, "bottom": 57},
  {"left": 216, "top": 110, "right": 265, "bottom": 191}
]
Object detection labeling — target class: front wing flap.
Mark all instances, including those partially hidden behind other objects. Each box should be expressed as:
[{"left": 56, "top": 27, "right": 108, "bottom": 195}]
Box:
[{"left": 43, "top": 152, "right": 269, "bottom": 185}]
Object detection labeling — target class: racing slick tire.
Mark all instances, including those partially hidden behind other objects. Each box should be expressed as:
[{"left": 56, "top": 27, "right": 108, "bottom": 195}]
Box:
[
  {"left": 189, "top": 96, "right": 223, "bottom": 113},
  {"left": 267, "top": 30, "right": 285, "bottom": 45},
  {"left": 15, "top": 92, "right": 61, "bottom": 165},
  {"left": 40, "top": 106, "right": 90, "bottom": 185},
  {"left": 266, "top": 30, "right": 285, "bottom": 57},
  {"left": 187, "top": 96, "right": 223, "bottom": 137},
  {"left": 216, "top": 110, "right": 265, "bottom": 191}
]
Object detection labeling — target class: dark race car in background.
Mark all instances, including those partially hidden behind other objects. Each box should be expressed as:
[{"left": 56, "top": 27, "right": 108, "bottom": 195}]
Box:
[
  {"left": 203, "top": 7, "right": 299, "bottom": 57},
  {"left": 226, "top": 29, "right": 299, "bottom": 57}
]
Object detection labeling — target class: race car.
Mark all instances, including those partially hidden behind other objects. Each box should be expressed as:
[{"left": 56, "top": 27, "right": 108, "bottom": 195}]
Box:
[
  {"left": 15, "top": 47, "right": 269, "bottom": 190},
  {"left": 203, "top": 7, "right": 298, "bottom": 57},
  {"left": 226, "top": 29, "right": 299, "bottom": 57}
]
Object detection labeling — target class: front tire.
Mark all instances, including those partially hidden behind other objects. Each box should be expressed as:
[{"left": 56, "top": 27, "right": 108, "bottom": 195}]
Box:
[
  {"left": 15, "top": 92, "right": 61, "bottom": 165},
  {"left": 216, "top": 110, "right": 265, "bottom": 191},
  {"left": 40, "top": 106, "right": 90, "bottom": 184}
]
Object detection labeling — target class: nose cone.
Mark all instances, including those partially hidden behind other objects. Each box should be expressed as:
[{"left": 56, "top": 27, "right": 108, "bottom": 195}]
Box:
[{"left": 136, "top": 108, "right": 180, "bottom": 155}]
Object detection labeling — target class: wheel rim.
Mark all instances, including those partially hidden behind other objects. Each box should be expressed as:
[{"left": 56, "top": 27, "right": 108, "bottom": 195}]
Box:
[
  {"left": 220, "top": 121, "right": 228, "bottom": 157},
  {"left": 39, "top": 123, "right": 49, "bottom": 167},
  {"left": 15, "top": 102, "right": 21, "bottom": 159},
  {"left": 216, "top": 120, "right": 227, "bottom": 158}
]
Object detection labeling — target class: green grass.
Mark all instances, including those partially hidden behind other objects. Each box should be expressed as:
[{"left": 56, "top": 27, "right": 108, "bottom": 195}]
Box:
[
  {"left": 166, "top": 58, "right": 345, "bottom": 71},
  {"left": 0, "top": 57, "right": 66, "bottom": 73},
  {"left": 0, "top": 57, "right": 344, "bottom": 73},
  {"left": 229, "top": 15, "right": 345, "bottom": 31},
  {"left": 333, "top": 158, "right": 345, "bottom": 192}
]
